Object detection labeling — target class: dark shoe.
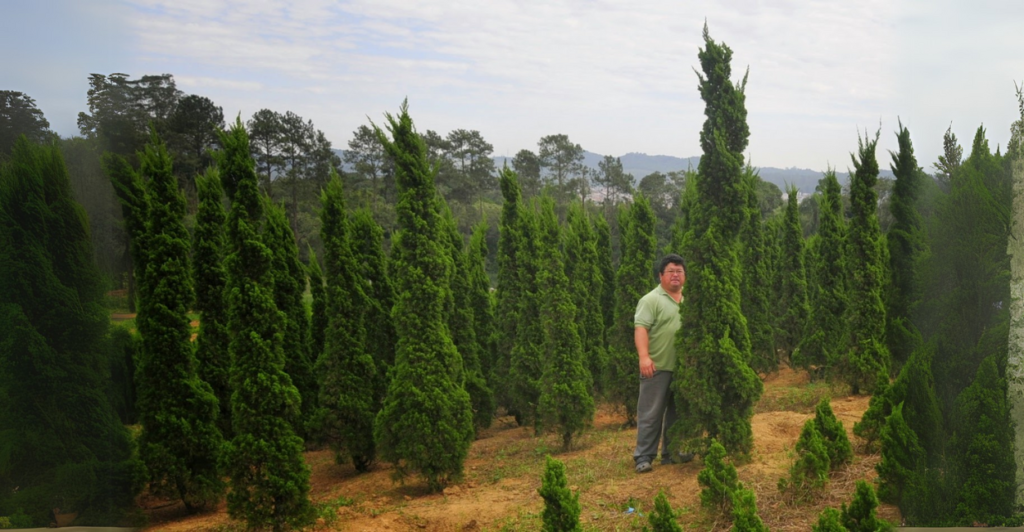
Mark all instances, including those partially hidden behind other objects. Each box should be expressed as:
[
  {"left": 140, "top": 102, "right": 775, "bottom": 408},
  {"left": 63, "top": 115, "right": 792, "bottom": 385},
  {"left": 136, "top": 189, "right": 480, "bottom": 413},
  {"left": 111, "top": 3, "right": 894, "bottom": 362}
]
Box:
[
  {"left": 635, "top": 461, "right": 652, "bottom": 473},
  {"left": 677, "top": 452, "right": 695, "bottom": 463}
]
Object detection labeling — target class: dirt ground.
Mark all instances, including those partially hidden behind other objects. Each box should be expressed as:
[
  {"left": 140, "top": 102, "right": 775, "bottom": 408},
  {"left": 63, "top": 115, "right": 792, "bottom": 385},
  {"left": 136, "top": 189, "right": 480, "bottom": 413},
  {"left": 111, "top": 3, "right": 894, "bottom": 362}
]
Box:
[{"left": 141, "top": 367, "right": 897, "bottom": 531}]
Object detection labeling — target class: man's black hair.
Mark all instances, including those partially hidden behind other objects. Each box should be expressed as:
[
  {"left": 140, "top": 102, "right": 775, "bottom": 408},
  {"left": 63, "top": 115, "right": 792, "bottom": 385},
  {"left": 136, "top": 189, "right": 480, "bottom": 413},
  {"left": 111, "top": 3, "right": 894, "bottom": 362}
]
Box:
[{"left": 655, "top": 253, "right": 686, "bottom": 280}]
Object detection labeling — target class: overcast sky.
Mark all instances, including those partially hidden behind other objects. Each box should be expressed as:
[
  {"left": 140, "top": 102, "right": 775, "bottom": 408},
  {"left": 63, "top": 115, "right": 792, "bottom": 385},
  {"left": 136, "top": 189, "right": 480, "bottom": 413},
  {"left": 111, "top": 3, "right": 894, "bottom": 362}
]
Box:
[{"left": 4, "top": 0, "right": 1024, "bottom": 172}]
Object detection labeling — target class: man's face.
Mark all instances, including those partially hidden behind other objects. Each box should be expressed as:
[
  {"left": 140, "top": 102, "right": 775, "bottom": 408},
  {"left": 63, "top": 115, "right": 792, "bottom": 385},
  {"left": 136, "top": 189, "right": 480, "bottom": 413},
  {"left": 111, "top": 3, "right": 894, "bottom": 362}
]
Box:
[{"left": 659, "top": 264, "right": 686, "bottom": 292}]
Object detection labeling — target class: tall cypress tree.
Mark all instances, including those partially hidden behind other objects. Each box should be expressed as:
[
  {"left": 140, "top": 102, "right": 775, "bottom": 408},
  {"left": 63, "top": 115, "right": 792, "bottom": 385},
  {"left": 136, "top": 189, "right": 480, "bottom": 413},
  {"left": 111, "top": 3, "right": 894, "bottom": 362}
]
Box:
[
  {"left": 350, "top": 208, "right": 397, "bottom": 386},
  {"left": 264, "top": 199, "right": 317, "bottom": 436},
  {"left": 467, "top": 222, "right": 498, "bottom": 381},
  {"left": 885, "top": 122, "right": 926, "bottom": 371},
  {"left": 739, "top": 167, "right": 776, "bottom": 373},
  {"left": 509, "top": 202, "right": 545, "bottom": 428},
  {"left": 800, "top": 169, "right": 849, "bottom": 377},
  {"left": 192, "top": 167, "right": 232, "bottom": 437},
  {"left": 0, "top": 137, "right": 143, "bottom": 526},
  {"left": 776, "top": 184, "right": 810, "bottom": 365},
  {"left": 134, "top": 133, "right": 223, "bottom": 512},
  {"left": 315, "top": 173, "right": 378, "bottom": 471},
  {"left": 608, "top": 195, "right": 657, "bottom": 426},
  {"left": 373, "top": 102, "right": 473, "bottom": 491},
  {"left": 306, "top": 246, "right": 327, "bottom": 362},
  {"left": 536, "top": 195, "right": 595, "bottom": 449},
  {"left": 841, "top": 131, "right": 890, "bottom": 394},
  {"left": 670, "top": 25, "right": 762, "bottom": 455},
  {"left": 564, "top": 201, "right": 606, "bottom": 392},
  {"left": 495, "top": 167, "right": 526, "bottom": 414},
  {"left": 594, "top": 212, "right": 617, "bottom": 341},
  {"left": 219, "top": 119, "right": 312, "bottom": 530},
  {"left": 104, "top": 152, "right": 148, "bottom": 312}
]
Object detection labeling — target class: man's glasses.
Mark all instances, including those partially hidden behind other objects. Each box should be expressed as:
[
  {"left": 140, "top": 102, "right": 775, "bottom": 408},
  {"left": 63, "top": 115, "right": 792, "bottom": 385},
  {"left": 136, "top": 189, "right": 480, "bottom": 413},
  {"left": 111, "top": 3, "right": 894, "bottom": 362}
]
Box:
[{"left": 663, "top": 269, "right": 685, "bottom": 276}]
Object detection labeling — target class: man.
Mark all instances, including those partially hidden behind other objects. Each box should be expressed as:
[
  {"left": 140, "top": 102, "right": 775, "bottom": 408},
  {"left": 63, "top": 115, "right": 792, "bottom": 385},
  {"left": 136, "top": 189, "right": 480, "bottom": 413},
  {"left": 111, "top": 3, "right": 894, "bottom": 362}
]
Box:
[{"left": 633, "top": 253, "right": 691, "bottom": 473}]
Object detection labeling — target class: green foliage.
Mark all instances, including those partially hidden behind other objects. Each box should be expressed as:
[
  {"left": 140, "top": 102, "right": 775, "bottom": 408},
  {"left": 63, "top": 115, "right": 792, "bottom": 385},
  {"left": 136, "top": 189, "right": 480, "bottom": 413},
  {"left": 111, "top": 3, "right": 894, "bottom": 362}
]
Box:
[
  {"left": 537, "top": 456, "right": 581, "bottom": 532},
  {"left": 350, "top": 208, "right": 397, "bottom": 384},
  {"left": 730, "top": 487, "right": 769, "bottom": 532},
  {"left": 315, "top": 173, "right": 378, "bottom": 471},
  {"left": 219, "top": 118, "right": 313, "bottom": 530},
  {"left": 876, "top": 402, "right": 923, "bottom": 504},
  {"left": 105, "top": 325, "right": 138, "bottom": 425},
  {"left": 781, "top": 419, "right": 829, "bottom": 496},
  {"left": 646, "top": 491, "right": 684, "bottom": 532},
  {"left": 739, "top": 166, "right": 777, "bottom": 373},
  {"left": 841, "top": 131, "right": 890, "bottom": 394},
  {"left": 852, "top": 370, "right": 891, "bottom": 447},
  {"left": 509, "top": 204, "right": 545, "bottom": 429},
  {"left": 134, "top": 132, "right": 223, "bottom": 512},
  {"left": 671, "top": 26, "right": 762, "bottom": 455},
  {"left": 192, "top": 167, "right": 232, "bottom": 437},
  {"left": 800, "top": 169, "right": 848, "bottom": 377},
  {"left": 467, "top": 222, "right": 498, "bottom": 383},
  {"left": 593, "top": 212, "right": 616, "bottom": 339},
  {"left": 884, "top": 122, "right": 926, "bottom": 369},
  {"left": 564, "top": 201, "right": 607, "bottom": 394},
  {"left": 0, "top": 91, "right": 52, "bottom": 157},
  {"left": 536, "top": 196, "right": 595, "bottom": 449},
  {"left": 841, "top": 481, "right": 890, "bottom": 532},
  {"left": 814, "top": 398, "right": 852, "bottom": 468},
  {"left": 373, "top": 102, "right": 474, "bottom": 491},
  {"left": 264, "top": 198, "right": 317, "bottom": 436},
  {"left": 0, "top": 137, "right": 143, "bottom": 525},
  {"left": 608, "top": 196, "right": 657, "bottom": 425},
  {"left": 495, "top": 167, "right": 527, "bottom": 417},
  {"left": 812, "top": 508, "right": 848, "bottom": 532},
  {"left": 776, "top": 185, "right": 810, "bottom": 362},
  {"left": 306, "top": 246, "right": 327, "bottom": 361},
  {"left": 698, "top": 440, "right": 739, "bottom": 513}
]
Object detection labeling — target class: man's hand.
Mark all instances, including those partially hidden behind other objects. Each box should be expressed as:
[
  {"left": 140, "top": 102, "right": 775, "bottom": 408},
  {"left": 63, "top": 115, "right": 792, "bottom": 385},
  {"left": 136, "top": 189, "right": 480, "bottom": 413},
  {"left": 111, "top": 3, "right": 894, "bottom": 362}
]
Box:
[{"left": 635, "top": 326, "right": 655, "bottom": 378}]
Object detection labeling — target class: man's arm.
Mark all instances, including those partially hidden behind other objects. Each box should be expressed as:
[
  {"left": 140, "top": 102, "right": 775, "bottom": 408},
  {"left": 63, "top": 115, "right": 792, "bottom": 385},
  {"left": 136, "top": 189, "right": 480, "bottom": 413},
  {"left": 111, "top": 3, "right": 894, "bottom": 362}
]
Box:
[{"left": 635, "top": 326, "right": 655, "bottom": 378}]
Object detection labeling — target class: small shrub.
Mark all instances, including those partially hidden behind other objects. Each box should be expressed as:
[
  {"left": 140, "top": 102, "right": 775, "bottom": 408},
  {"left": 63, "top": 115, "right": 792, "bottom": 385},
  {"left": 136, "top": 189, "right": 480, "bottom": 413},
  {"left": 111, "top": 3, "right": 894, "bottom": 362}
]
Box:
[
  {"left": 698, "top": 439, "right": 739, "bottom": 513},
  {"left": 814, "top": 398, "right": 852, "bottom": 468},
  {"left": 780, "top": 419, "right": 830, "bottom": 497},
  {"left": 730, "top": 487, "right": 768, "bottom": 532},
  {"left": 812, "top": 507, "right": 848, "bottom": 531},
  {"left": 853, "top": 370, "right": 892, "bottom": 448},
  {"left": 876, "top": 402, "right": 923, "bottom": 504},
  {"left": 537, "top": 456, "right": 581, "bottom": 532},
  {"left": 841, "top": 480, "right": 892, "bottom": 532},
  {"left": 646, "top": 490, "right": 683, "bottom": 532}
]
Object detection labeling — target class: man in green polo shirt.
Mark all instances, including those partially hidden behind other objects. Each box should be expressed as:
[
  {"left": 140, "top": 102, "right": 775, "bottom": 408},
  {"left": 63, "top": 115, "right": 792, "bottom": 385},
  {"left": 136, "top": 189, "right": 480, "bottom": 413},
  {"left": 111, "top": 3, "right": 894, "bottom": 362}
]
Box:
[{"left": 633, "top": 253, "right": 690, "bottom": 473}]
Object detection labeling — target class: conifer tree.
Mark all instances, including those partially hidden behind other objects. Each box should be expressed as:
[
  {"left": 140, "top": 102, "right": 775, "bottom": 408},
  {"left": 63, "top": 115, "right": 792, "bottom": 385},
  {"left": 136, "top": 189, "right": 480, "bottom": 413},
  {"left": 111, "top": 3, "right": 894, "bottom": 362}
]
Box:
[
  {"left": 441, "top": 202, "right": 494, "bottom": 431},
  {"left": 608, "top": 195, "right": 657, "bottom": 425},
  {"left": 876, "top": 402, "right": 923, "bottom": 505},
  {"left": 315, "top": 173, "right": 378, "bottom": 471},
  {"left": 306, "top": 246, "right": 327, "bottom": 360},
  {"left": 564, "top": 201, "right": 606, "bottom": 391},
  {"left": 671, "top": 25, "right": 762, "bottom": 455},
  {"left": 647, "top": 491, "right": 684, "bottom": 532},
  {"left": 134, "top": 133, "right": 223, "bottom": 512},
  {"left": 495, "top": 167, "right": 526, "bottom": 413},
  {"left": 104, "top": 152, "right": 148, "bottom": 312},
  {"left": 841, "top": 131, "right": 890, "bottom": 394},
  {"left": 777, "top": 184, "right": 810, "bottom": 364},
  {"left": 467, "top": 222, "right": 498, "bottom": 380},
  {"left": 594, "top": 212, "right": 616, "bottom": 342},
  {"left": 885, "top": 122, "right": 926, "bottom": 370},
  {"left": 350, "top": 208, "right": 397, "bottom": 384},
  {"left": 730, "top": 487, "right": 769, "bottom": 532},
  {"left": 536, "top": 195, "right": 595, "bottom": 449},
  {"left": 800, "top": 169, "right": 848, "bottom": 377},
  {"left": 264, "top": 199, "right": 317, "bottom": 435},
  {"left": 509, "top": 203, "right": 545, "bottom": 428},
  {"left": 373, "top": 102, "right": 474, "bottom": 491},
  {"left": 813, "top": 398, "right": 852, "bottom": 469},
  {"left": 781, "top": 419, "right": 830, "bottom": 495},
  {"left": 1009, "top": 87, "right": 1024, "bottom": 508},
  {"left": 192, "top": 167, "right": 232, "bottom": 437},
  {"left": 219, "top": 119, "right": 312, "bottom": 529},
  {"left": 813, "top": 508, "right": 848, "bottom": 532},
  {"left": 739, "top": 167, "right": 776, "bottom": 373},
  {"left": 698, "top": 439, "right": 739, "bottom": 513},
  {"left": 0, "top": 137, "right": 143, "bottom": 525},
  {"left": 841, "top": 481, "right": 888, "bottom": 532},
  {"left": 538, "top": 456, "right": 582, "bottom": 532}
]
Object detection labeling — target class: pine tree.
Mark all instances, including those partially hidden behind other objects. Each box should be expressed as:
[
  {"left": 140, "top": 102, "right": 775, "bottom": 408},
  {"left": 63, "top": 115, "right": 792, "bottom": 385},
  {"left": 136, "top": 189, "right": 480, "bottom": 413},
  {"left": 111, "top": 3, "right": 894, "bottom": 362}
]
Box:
[
  {"left": 800, "top": 169, "right": 848, "bottom": 377},
  {"left": 671, "top": 25, "right": 762, "bottom": 455},
  {"left": 813, "top": 508, "right": 848, "bottom": 532},
  {"left": 219, "top": 119, "right": 312, "bottom": 530},
  {"left": 538, "top": 456, "right": 582, "bottom": 532},
  {"left": 536, "top": 195, "right": 595, "bottom": 449},
  {"left": 841, "top": 481, "right": 889, "bottom": 532},
  {"left": 730, "top": 487, "right": 769, "bottom": 532},
  {"left": 608, "top": 195, "right": 657, "bottom": 426},
  {"left": 467, "top": 222, "right": 498, "bottom": 382},
  {"left": 647, "top": 491, "right": 684, "bottom": 532},
  {"left": 698, "top": 439, "right": 739, "bottom": 513},
  {"left": 876, "top": 402, "right": 923, "bottom": 505},
  {"left": 315, "top": 173, "right": 377, "bottom": 471},
  {"left": 192, "top": 167, "right": 232, "bottom": 437},
  {"left": 0, "top": 137, "right": 143, "bottom": 526},
  {"left": 814, "top": 398, "right": 853, "bottom": 469},
  {"left": 841, "top": 131, "right": 890, "bottom": 394},
  {"left": 134, "top": 132, "right": 223, "bottom": 512},
  {"left": 264, "top": 198, "right": 317, "bottom": 436},
  {"left": 564, "top": 201, "right": 606, "bottom": 392},
  {"left": 776, "top": 185, "right": 810, "bottom": 364},
  {"left": 495, "top": 167, "right": 527, "bottom": 415},
  {"left": 306, "top": 246, "right": 327, "bottom": 361},
  {"left": 885, "top": 122, "right": 926, "bottom": 370},
  {"left": 739, "top": 166, "right": 776, "bottom": 373},
  {"left": 373, "top": 102, "right": 474, "bottom": 491},
  {"left": 350, "top": 208, "right": 397, "bottom": 388}
]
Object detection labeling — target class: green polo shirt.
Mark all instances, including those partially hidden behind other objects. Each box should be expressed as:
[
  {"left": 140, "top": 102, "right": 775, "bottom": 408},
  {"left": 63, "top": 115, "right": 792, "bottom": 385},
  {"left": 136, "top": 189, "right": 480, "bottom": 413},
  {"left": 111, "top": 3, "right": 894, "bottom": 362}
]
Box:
[{"left": 634, "top": 285, "right": 682, "bottom": 372}]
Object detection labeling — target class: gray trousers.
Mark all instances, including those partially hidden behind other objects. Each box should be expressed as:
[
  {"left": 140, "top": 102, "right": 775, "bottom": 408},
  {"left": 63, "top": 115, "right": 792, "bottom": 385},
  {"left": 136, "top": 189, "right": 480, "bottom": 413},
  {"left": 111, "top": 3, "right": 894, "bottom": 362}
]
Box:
[{"left": 633, "top": 370, "right": 677, "bottom": 464}]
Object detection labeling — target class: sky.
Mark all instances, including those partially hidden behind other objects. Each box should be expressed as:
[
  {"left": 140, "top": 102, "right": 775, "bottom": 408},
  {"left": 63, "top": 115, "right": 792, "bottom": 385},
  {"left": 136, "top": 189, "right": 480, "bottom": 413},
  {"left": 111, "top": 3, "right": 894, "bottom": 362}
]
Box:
[{"left": 4, "top": 0, "right": 1024, "bottom": 172}]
